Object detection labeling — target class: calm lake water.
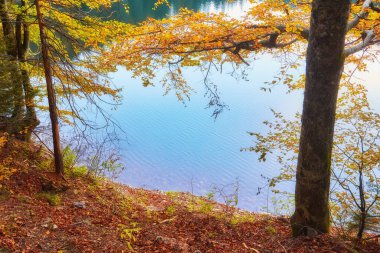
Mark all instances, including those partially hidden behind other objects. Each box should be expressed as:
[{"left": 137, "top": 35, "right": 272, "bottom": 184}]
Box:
[{"left": 96, "top": 0, "right": 380, "bottom": 211}]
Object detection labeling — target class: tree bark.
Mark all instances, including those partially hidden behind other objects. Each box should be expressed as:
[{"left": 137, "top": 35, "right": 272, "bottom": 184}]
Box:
[
  {"left": 291, "top": 0, "right": 351, "bottom": 236},
  {"left": 357, "top": 211, "right": 366, "bottom": 240},
  {"left": 35, "top": 0, "right": 64, "bottom": 175},
  {"left": 357, "top": 165, "right": 366, "bottom": 240}
]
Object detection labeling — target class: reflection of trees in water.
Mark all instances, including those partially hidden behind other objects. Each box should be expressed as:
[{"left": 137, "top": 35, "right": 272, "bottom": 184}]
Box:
[
  {"left": 104, "top": 0, "right": 246, "bottom": 24},
  {"left": 0, "top": 36, "right": 38, "bottom": 141},
  {"left": 0, "top": 59, "right": 19, "bottom": 118}
]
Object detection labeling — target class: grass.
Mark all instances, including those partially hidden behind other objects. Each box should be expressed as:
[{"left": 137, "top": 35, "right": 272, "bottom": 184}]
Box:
[
  {"left": 165, "top": 204, "right": 176, "bottom": 216},
  {"left": 37, "top": 192, "right": 61, "bottom": 206},
  {"left": 0, "top": 186, "right": 11, "bottom": 201},
  {"left": 68, "top": 166, "right": 88, "bottom": 178}
]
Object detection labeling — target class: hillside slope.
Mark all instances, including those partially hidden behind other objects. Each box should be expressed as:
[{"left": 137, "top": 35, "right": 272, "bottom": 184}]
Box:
[{"left": 0, "top": 136, "right": 379, "bottom": 252}]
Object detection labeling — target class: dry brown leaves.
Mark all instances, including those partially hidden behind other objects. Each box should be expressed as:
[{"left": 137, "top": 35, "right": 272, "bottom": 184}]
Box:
[{"left": 0, "top": 139, "right": 379, "bottom": 252}]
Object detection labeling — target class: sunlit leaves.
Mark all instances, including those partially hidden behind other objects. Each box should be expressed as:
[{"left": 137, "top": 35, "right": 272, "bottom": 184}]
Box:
[
  {"left": 106, "top": 0, "right": 379, "bottom": 100},
  {"left": 247, "top": 77, "right": 380, "bottom": 229},
  {"left": 7, "top": 0, "right": 131, "bottom": 125}
]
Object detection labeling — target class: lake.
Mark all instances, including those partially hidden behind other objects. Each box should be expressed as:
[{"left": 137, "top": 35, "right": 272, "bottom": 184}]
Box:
[{"left": 93, "top": 0, "right": 380, "bottom": 211}]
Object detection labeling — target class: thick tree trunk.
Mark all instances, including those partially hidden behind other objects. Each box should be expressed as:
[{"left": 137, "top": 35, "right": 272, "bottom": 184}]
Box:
[
  {"left": 291, "top": 0, "right": 351, "bottom": 236},
  {"left": 35, "top": 0, "right": 64, "bottom": 175}
]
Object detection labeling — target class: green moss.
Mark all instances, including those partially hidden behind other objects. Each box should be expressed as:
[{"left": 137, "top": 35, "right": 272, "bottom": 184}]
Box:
[
  {"left": 38, "top": 158, "right": 54, "bottom": 172},
  {"left": 165, "top": 204, "right": 176, "bottom": 216},
  {"left": 68, "top": 166, "right": 88, "bottom": 178},
  {"left": 37, "top": 192, "right": 61, "bottom": 206},
  {"left": 199, "top": 199, "right": 213, "bottom": 214},
  {"left": 207, "top": 231, "right": 217, "bottom": 238},
  {"left": 165, "top": 191, "right": 180, "bottom": 199},
  {"left": 186, "top": 198, "right": 214, "bottom": 214},
  {"left": 0, "top": 187, "right": 11, "bottom": 201},
  {"left": 265, "top": 225, "right": 277, "bottom": 234},
  {"left": 230, "top": 213, "right": 256, "bottom": 225}
]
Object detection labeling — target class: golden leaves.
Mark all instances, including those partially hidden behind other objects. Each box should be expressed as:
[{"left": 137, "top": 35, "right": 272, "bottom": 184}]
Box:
[
  {"left": 0, "top": 135, "right": 17, "bottom": 182},
  {"left": 0, "top": 136, "right": 7, "bottom": 149}
]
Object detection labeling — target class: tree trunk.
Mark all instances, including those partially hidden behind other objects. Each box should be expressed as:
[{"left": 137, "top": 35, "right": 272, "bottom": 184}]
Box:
[
  {"left": 357, "top": 166, "right": 366, "bottom": 240},
  {"left": 35, "top": 0, "right": 64, "bottom": 175},
  {"left": 291, "top": 0, "right": 351, "bottom": 236},
  {"left": 357, "top": 211, "right": 366, "bottom": 240}
]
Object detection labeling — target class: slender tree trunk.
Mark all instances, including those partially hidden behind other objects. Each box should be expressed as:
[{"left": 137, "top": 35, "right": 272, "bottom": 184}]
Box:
[
  {"left": 35, "top": 0, "right": 64, "bottom": 175},
  {"left": 357, "top": 211, "right": 366, "bottom": 240},
  {"left": 291, "top": 0, "right": 351, "bottom": 236},
  {"left": 357, "top": 166, "right": 366, "bottom": 240}
]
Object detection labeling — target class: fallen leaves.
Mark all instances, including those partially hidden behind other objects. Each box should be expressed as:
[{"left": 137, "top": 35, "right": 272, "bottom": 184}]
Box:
[{"left": 0, "top": 138, "right": 379, "bottom": 252}]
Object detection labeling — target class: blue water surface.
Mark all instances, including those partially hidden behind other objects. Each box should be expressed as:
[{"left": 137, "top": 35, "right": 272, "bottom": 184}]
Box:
[
  {"left": 111, "top": 55, "right": 303, "bottom": 211},
  {"left": 79, "top": 0, "right": 380, "bottom": 212}
]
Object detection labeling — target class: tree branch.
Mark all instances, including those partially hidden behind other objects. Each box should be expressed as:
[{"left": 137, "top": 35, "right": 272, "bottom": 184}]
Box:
[
  {"left": 370, "top": 2, "right": 380, "bottom": 12},
  {"left": 347, "top": 0, "right": 373, "bottom": 31},
  {"left": 246, "top": 24, "right": 309, "bottom": 40},
  {"left": 344, "top": 30, "right": 376, "bottom": 57}
]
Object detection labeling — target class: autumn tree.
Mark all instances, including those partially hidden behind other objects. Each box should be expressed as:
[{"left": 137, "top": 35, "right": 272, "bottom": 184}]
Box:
[
  {"left": 333, "top": 100, "right": 380, "bottom": 240},
  {"left": 291, "top": 0, "right": 351, "bottom": 236},
  {"left": 105, "top": 0, "right": 380, "bottom": 235},
  {"left": 35, "top": 0, "right": 65, "bottom": 174},
  {"left": 247, "top": 77, "right": 380, "bottom": 240},
  {"left": 0, "top": 0, "right": 129, "bottom": 174}
]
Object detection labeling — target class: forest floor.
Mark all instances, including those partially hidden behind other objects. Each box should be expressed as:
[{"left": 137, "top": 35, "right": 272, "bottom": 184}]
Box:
[{"left": 0, "top": 136, "right": 380, "bottom": 253}]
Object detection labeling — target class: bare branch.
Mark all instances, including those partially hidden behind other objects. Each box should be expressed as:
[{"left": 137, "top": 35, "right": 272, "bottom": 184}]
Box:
[
  {"left": 344, "top": 30, "right": 376, "bottom": 57},
  {"left": 246, "top": 24, "right": 310, "bottom": 40}
]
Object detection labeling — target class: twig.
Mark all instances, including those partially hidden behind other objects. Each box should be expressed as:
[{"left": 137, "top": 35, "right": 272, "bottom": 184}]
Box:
[{"left": 243, "top": 242, "right": 260, "bottom": 253}]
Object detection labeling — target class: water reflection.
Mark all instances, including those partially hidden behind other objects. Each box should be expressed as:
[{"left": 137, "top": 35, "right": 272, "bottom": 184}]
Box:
[
  {"left": 92, "top": 0, "right": 380, "bottom": 213},
  {"left": 103, "top": 0, "right": 248, "bottom": 24}
]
